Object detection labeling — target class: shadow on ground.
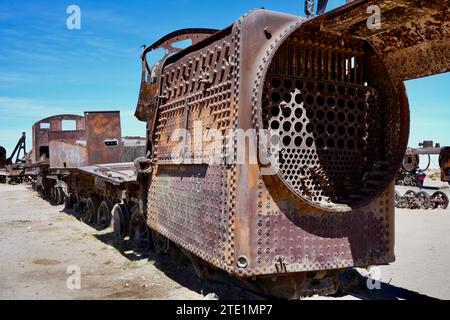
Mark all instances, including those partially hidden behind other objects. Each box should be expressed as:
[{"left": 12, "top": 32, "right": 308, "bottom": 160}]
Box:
[
  {"left": 58, "top": 206, "right": 264, "bottom": 299},
  {"left": 93, "top": 231, "right": 265, "bottom": 300},
  {"left": 61, "top": 207, "right": 440, "bottom": 301}
]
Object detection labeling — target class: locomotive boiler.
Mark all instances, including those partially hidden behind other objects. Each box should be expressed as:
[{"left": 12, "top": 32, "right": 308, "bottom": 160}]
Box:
[
  {"left": 132, "top": 0, "right": 450, "bottom": 297},
  {"left": 4, "top": 0, "right": 447, "bottom": 299}
]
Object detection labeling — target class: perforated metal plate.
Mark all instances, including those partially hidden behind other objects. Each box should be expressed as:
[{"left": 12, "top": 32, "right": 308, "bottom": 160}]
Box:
[{"left": 261, "top": 36, "right": 400, "bottom": 210}]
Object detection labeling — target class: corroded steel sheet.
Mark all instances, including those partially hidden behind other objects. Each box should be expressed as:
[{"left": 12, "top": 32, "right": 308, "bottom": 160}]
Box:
[
  {"left": 30, "top": 112, "right": 144, "bottom": 170},
  {"left": 132, "top": 1, "right": 449, "bottom": 297},
  {"left": 148, "top": 165, "right": 229, "bottom": 267},
  {"left": 440, "top": 148, "right": 450, "bottom": 183},
  {"left": 79, "top": 162, "right": 137, "bottom": 185},
  {"left": 84, "top": 111, "right": 123, "bottom": 165},
  {"left": 308, "top": 0, "right": 450, "bottom": 82},
  {"left": 31, "top": 114, "right": 86, "bottom": 164},
  {"left": 0, "top": 146, "right": 7, "bottom": 169},
  {"left": 49, "top": 140, "right": 89, "bottom": 168}
]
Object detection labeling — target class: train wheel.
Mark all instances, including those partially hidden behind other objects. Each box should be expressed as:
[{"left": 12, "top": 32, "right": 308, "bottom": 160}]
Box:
[
  {"left": 64, "top": 195, "right": 72, "bottom": 210},
  {"left": 395, "top": 191, "right": 401, "bottom": 206},
  {"left": 152, "top": 230, "right": 169, "bottom": 255},
  {"left": 404, "top": 175, "right": 416, "bottom": 186},
  {"left": 431, "top": 192, "right": 449, "bottom": 210},
  {"left": 111, "top": 204, "right": 130, "bottom": 238},
  {"left": 416, "top": 191, "right": 431, "bottom": 210},
  {"left": 50, "top": 186, "right": 57, "bottom": 205},
  {"left": 97, "top": 200, "right": 114, "bottom": 230},
  {"left": 404, "top": 190, "right": 417, "bottom": 209},
  {"left": 64, "top": 193, "right": 75, "bottom": 210},
  {"left": 404, "top": 190, "right": 416, "bottom": 197},
  {"left": 395, "top": 191, "right": 407, "bottom": 209},
  {"left": 73, "top": 196, "right": 84, "bottom": 215},
  {"left": 56, "top": 187, "right": 65, "bottom": 205},
  {"left": 37, "top": 185, "right": 44, "bottom": 198},
  {"left": 84, "top": 197, "right": 100, "bottom": 224},
  {"left": 129, "top": 206, "right": 152, "bottom": 250}
]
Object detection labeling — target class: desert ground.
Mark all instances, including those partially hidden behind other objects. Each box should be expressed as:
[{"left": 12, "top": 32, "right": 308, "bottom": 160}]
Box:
[{"left": 0, "top": 177, "right": 449, "bottom": 300}]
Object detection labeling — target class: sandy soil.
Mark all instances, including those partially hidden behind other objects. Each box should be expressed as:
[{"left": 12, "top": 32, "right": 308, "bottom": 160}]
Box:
[
  {"left": 379, "top": 179, "right": 450, "bottom": 300},
  {"left": 0, "top": 182, "right": 449, "bottom": 300},
  {"left": 0, "top": 184, "right": 256, "bottom": 300}
]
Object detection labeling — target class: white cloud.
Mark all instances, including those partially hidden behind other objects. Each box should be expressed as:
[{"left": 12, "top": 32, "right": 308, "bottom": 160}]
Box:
[
  {"left": 0, "top": 72, "right": 30, "bottom": 84},
  {"left": 0, "top": 97, "right": 51, "bottom": 114},
  {"left": 0, "top": 97, "right": 83, "bottom": 120}
]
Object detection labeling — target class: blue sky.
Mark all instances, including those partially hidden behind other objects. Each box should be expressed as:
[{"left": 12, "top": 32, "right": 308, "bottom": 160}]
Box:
[{"left": 0, "top": 0, "right": 448, "bottom": 163}]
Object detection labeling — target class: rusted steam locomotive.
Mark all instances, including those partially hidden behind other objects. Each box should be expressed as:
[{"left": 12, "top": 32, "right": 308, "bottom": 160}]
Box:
[
  {"left": 3, "top": 0, "right": 449, "bottom": 298},
  {"left": 0, "top": 133, "right": 27, "bottom": 183},
  {"left": 133, "top": 1, "right": 449, "bottom": 297}
]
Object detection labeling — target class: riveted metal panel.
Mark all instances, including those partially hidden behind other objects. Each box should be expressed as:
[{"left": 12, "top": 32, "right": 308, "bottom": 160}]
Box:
[
  {"left": 148, "top": 164, "right": 230, "bottom": 268},
  {"left": 231, "top": 9, "right": 406, "bottom": 278},
  {"left": 242, "top": 174, "right": 395, "bottom": 277},
  {"left": 141, "top": 2, "right": 450, "bottom": 291}
]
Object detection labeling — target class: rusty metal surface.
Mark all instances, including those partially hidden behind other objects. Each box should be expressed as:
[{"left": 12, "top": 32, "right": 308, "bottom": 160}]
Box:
[
  {"left": 79, "top": 162, "right": 137, "bottom": 186},
  {"left": 234, "top": 9, "right": 403, "bottom": 278},
  {"left": 307, "top": 0, "right": 450, "bottom": 82},
  {"left": 440, "top": 147, "right": 450, "bottom": 183},
  {"left": 30, "top": 112, "right": 144, "bottom": 169},
  {"left": 0, "top": 133, "right": 27, "bottom": 169},
  {"left": 31, "top": 114, "right": 86, "bottom": 165},
  {"left": 0, "top": 146, "right": 7, "bottom": 169},
  {"left": 261, "top": 37, "right": 399, "bottom": 210},
  {"left": 136, "top": 5, "right": 432, "bottom": 288},
  {"left": 248, "top": 176, "right": 395, "bottom": 275},
  {"left": 84, "top": 111, "right": 123, "bottom": 165},
  {"left": 2, "top": 0, "right": 439, "bottom": 298},
  {"left": 153, "top": 31, "right": 234, "bottom": 163},
  {"left": 401, "top": 147, "right": 419, "bottom": 173},
  {"left": 4, "top": 163, "right": 26, "bottom": 178},
  {"left": 0, "top": 165, "right": 7, "bottom": 182},
  {"left": 22, "top": 163, "right": 44, "bottom": 177},
  {"left": 0, "top": 0, "right": 443, "bottom": 299},
  {"left": 122, "top": 136, "right": 146, "bottom": 162},
  {"left": 49, "top": 139, "right": 89, "bottom": 168},
  {"left": 142, "top": 28, "right": 218, "bottom": 53},
  {"left": 413, "top": 141, "right": 442, "bottom": 155},
  {"left": 397, "top": 141, "right": 448, "bottom": 186},
  {"left": 23, "top": 112, "right": 144, "bottom": 204},
  {"left": 148, "top": 164, "right": 229, "bottom": 267},
  {"left": 135, "top": 29, "right": 220, "bottom": 123},
  {"left": 140, "top": 18, "right": 238, "bottom": 274}
]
